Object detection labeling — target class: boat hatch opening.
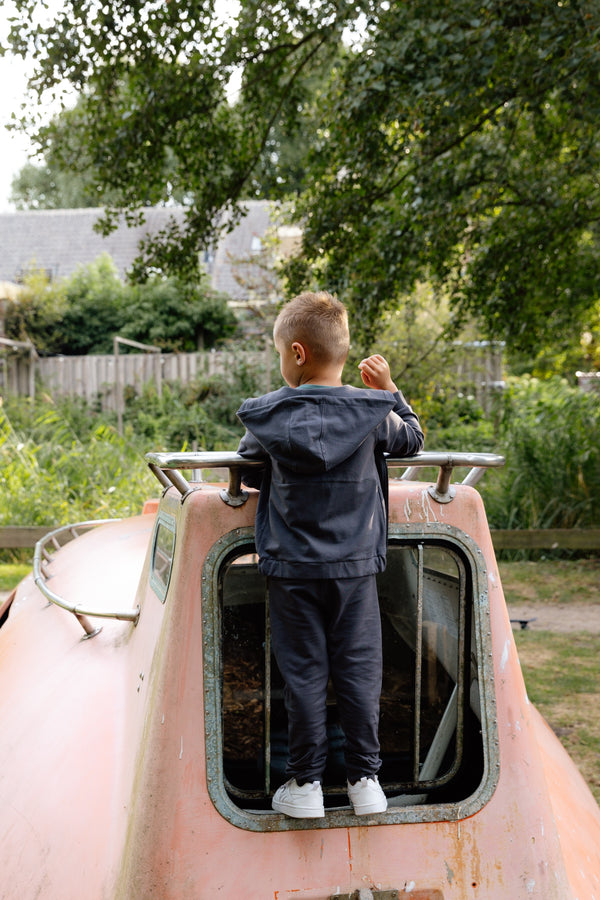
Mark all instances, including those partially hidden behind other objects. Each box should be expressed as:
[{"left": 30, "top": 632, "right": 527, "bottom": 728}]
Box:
[{"left": 202, "top": 524, "right": 498, "bottom": 831}]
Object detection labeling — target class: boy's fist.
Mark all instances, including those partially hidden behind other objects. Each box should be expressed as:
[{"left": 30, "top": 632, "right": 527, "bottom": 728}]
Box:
[{"left": 358, "top": 355, "right": 398, "bottom": 393}]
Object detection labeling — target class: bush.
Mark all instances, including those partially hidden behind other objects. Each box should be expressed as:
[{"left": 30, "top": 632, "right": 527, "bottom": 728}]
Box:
[
  {"left": 118, "top": 275, "right": 237, "bottom": 351},
  {"left": 0, "top": 396, "right": 155, "bottom": 530},
  {"left": 0, "top": 359, "right": 267, "bottom": 539},
  {"left": 123, "top": 356, "right": 269, "bottom": 450},
  {"left": 480, "top": 376, "right": 600, "bottom": 531},
  {"left": 5, "top": 256, "right": 238, "bottom": 355}
]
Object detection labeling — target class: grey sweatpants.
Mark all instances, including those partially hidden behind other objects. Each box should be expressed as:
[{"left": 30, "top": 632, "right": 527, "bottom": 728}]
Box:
[{"left": 267, "top": 574, "right": 383, "bottom": 784}]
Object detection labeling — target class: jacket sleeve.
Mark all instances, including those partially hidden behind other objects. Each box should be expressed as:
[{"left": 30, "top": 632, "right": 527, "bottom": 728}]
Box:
[
  {"left": 236, "top": 429, "right": 267, "bottom": 489},
  {"left": 377, "top": 391, "right": 425, "bottom": 456}
]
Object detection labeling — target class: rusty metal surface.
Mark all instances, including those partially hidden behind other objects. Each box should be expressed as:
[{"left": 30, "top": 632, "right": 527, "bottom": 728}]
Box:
[{"left": 0, "top": 475, "right": 599, "bottom": 899}]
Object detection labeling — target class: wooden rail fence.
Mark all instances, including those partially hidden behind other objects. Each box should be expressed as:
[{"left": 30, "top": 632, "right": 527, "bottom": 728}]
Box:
[
  {"left": 2, "top": 526, "right": 600, "bottom": 551},
  {"left": 1, "top": 342, "right": 501, "bottom": 413},
  {"left": 491, "top": 529, "right": 600, "bottom": 551},
  {"left": 1, "top": 347, "right": 271, "bottom": 410}
]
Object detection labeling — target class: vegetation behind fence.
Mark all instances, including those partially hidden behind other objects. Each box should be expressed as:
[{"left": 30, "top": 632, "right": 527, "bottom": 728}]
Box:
[{"left": 2, "top": 347, "right": 269, "bottom": 411}]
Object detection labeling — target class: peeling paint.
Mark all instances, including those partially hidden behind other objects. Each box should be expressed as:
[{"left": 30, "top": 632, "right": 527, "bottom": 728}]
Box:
[
  {"left": 500, "top": 638, "right": 511, "bottom": 673},
  {"left": 419, "top": 489, "right": 438, "bottom": 523},
  {"left": 445, "top": 861, "right": 455, "bottom": 884}
]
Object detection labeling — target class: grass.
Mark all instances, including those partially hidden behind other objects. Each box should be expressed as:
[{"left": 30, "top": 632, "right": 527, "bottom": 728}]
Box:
[
  {"left": 0, "top": 563, "right": 31, "bottom": 591},
  {"left": 498, "top": 558, "right": 600, "bottom": 605}
]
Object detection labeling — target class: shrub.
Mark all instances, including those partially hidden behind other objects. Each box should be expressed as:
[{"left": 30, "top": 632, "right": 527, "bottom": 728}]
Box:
[
  {"left": 4, "top": 256, "right": 238, "bottom": 356},
  {"left": 480, "top": 376, "right": 600, "bottom": 531},
  {"left": 0, "top": 396, "right": 155, "bottom": 531},
  {"left": 118, "top": 275, "right": 237, "bottom": 352}
]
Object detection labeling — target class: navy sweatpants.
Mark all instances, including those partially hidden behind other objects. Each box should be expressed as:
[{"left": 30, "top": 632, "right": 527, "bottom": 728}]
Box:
[{"left": 267, "top": 575, "right": 383, "bottom": 784}]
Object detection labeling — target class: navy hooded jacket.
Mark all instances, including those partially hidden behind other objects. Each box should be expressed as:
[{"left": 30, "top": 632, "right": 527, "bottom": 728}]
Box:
[{"left": 236, "top": 384, "right": 424, "bottom": 579}]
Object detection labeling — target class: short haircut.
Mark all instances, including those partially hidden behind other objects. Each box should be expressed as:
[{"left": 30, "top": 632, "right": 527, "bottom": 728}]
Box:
[{"left": 273, "top": 291, "right": 350, "bottom": 365}]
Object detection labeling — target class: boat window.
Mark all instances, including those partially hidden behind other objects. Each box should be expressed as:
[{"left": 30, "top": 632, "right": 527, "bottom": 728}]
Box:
[
  {"left": 149, "top": 512, "right": 176, "bottom": 603},
  {"left": 203, "top": 527, "right": 497, "bottom": 831}
]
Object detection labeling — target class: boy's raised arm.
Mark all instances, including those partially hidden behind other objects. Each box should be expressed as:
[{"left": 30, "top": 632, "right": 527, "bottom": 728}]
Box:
[{"left": 359, "top": 355, "right": 424, "bottom": 456}]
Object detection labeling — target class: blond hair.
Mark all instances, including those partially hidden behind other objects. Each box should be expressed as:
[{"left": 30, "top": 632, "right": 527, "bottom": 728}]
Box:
[{"left": 273, "top": 291, "right": 350, "bottom": 365}]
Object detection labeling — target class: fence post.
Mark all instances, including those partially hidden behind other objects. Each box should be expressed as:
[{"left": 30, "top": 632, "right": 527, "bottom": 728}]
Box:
[
  {"left": 113, "top": 336, "right": 162, "bottom": 435},
  {"left": 0, "top": 337, "right": 38, "bottom": 401}
]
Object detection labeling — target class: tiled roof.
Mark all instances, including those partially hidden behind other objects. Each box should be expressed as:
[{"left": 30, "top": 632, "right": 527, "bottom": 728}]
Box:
[{"left": 0, "top": 201, "right": 276, "bottom": 299}]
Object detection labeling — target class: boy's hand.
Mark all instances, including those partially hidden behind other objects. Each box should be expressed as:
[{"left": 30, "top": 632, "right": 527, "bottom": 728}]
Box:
[{"left": 358, "top": 355, "right": 398, "bottom": 392}]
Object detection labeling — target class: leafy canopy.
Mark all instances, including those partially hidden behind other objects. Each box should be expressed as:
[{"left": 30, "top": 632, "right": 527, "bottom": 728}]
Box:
[{"left": 6, "top": 0, "right": 600, "bottom": 353}]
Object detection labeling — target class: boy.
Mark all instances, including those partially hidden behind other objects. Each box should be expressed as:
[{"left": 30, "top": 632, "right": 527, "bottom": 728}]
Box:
[{"left": 237, "top": 291, "right": 424, "bottom": 818}]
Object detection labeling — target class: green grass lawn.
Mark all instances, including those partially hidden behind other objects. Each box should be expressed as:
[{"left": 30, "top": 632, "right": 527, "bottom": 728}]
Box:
[
  {"left": 498, "top": 557, "right": 600, "bottom": 604},
  {"left": 0, "top": 563, "right": 31, "bottom": 591}
]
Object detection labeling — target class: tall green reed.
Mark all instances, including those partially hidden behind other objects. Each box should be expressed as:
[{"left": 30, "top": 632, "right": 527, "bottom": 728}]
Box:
[{"left": 480, "top": 376, "right": 600, "bottom": 531}]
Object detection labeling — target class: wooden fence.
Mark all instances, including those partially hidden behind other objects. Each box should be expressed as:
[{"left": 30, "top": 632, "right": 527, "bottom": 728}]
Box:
[
  {"left": 2, "top": 526, "right": 600, "bottom": 552},
  {"left": 37, "top": 347, "right": 271, "bottom": 410},
  {"left": 1, "top": 341, "right": 500, "bottom": 412},
  {"left": 0, "top": 346, "right": 271, "bottom": 411}
]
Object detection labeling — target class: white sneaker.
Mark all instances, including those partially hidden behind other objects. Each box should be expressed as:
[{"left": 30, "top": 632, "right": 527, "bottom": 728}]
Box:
[
  {"left": 272, "top": 778, "right": 325, "bottom": 818},
  {"left": 347, "top": 776, "right": 387, "bottom": 815}
]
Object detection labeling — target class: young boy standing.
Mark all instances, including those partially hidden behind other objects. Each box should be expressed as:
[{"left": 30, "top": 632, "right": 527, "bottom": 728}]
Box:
[{"left": 237, "top": 291, "right": 424, "bottom": 818}]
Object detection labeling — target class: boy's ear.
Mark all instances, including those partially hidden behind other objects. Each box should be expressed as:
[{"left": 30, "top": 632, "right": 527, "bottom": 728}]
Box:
[{"left": 291, "top": 341, "right": 307, "bottom": 366}]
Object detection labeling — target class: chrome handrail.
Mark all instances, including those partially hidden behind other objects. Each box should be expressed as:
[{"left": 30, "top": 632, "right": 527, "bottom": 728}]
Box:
[
  {"left": 146, "top": 450, "right": 505, "bottom": 506},
  {"left": 33, "top": 520, "right": 141, "bottom": 638}
]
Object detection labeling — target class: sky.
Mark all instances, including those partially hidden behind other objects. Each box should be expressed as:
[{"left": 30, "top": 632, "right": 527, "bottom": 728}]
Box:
[
  {"left": 0, "top": 51, "right": 34, "bottom": 212},
  {"left": 0, "top": 2, "right": 39, "bottom": 212},
  {"left": 0, "top": 0, "right": 242, "bottom": 213}
]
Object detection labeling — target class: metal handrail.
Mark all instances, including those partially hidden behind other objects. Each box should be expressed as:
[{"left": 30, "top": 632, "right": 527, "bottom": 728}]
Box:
[
  {"left": 33, "top": 520, "right": 141, "bottom": 638},
  {"left": 146, "top": 450, "right": 505, "bottom": 506}
]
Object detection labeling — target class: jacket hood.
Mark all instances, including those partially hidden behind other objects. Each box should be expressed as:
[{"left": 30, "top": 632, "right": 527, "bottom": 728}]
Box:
[{"left": 237, "top": 385, "right": 396, "bottom": 473}]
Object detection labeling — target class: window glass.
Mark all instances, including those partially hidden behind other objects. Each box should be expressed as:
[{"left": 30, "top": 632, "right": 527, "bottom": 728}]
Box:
[{"left": 149, "top": 513, "right": 176, "bottom": 603}]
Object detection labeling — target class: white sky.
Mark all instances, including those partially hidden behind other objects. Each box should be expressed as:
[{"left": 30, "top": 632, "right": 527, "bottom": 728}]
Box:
[
  {"left": 0, "top": 0, "right": 48, "bottom": 211},
  {"left": 0, "top": 0, "right": 242, "bottom": 212},
  {"left": 0, "top": 48, "right": 35, "bottom": 211}
]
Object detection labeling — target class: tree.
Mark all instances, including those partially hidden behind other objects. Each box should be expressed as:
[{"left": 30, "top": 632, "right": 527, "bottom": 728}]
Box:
[
  {"left": 6, "top": 0, "right": 600, "bottom": 353},
  {"left": 5, "top": 257, "right": 127, "bottom": 355},
  {"left": 10, "top": 161, "right": 104, "bottom": 210}
]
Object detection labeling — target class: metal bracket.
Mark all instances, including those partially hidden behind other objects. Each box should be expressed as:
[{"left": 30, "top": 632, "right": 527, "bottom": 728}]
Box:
[
  {"left": 219, "top": 467, "right": 249, "bottom": 507},
  {"left": 427, "top": 463, "right": 456, "bottom": 504}
]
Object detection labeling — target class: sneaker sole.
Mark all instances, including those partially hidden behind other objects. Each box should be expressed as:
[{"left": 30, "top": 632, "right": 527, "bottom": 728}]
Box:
[
  {"left": 352, "top": 803, "right": 387, "bottom": 815},
  {"left": 272, "top": 800, "right": 325, "bottom": 818}
]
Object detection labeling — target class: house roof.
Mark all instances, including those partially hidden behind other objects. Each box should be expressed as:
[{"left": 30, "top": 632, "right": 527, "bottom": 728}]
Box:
[{"left": 0, "top": 201, "right": 278, "bottom": 300}]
